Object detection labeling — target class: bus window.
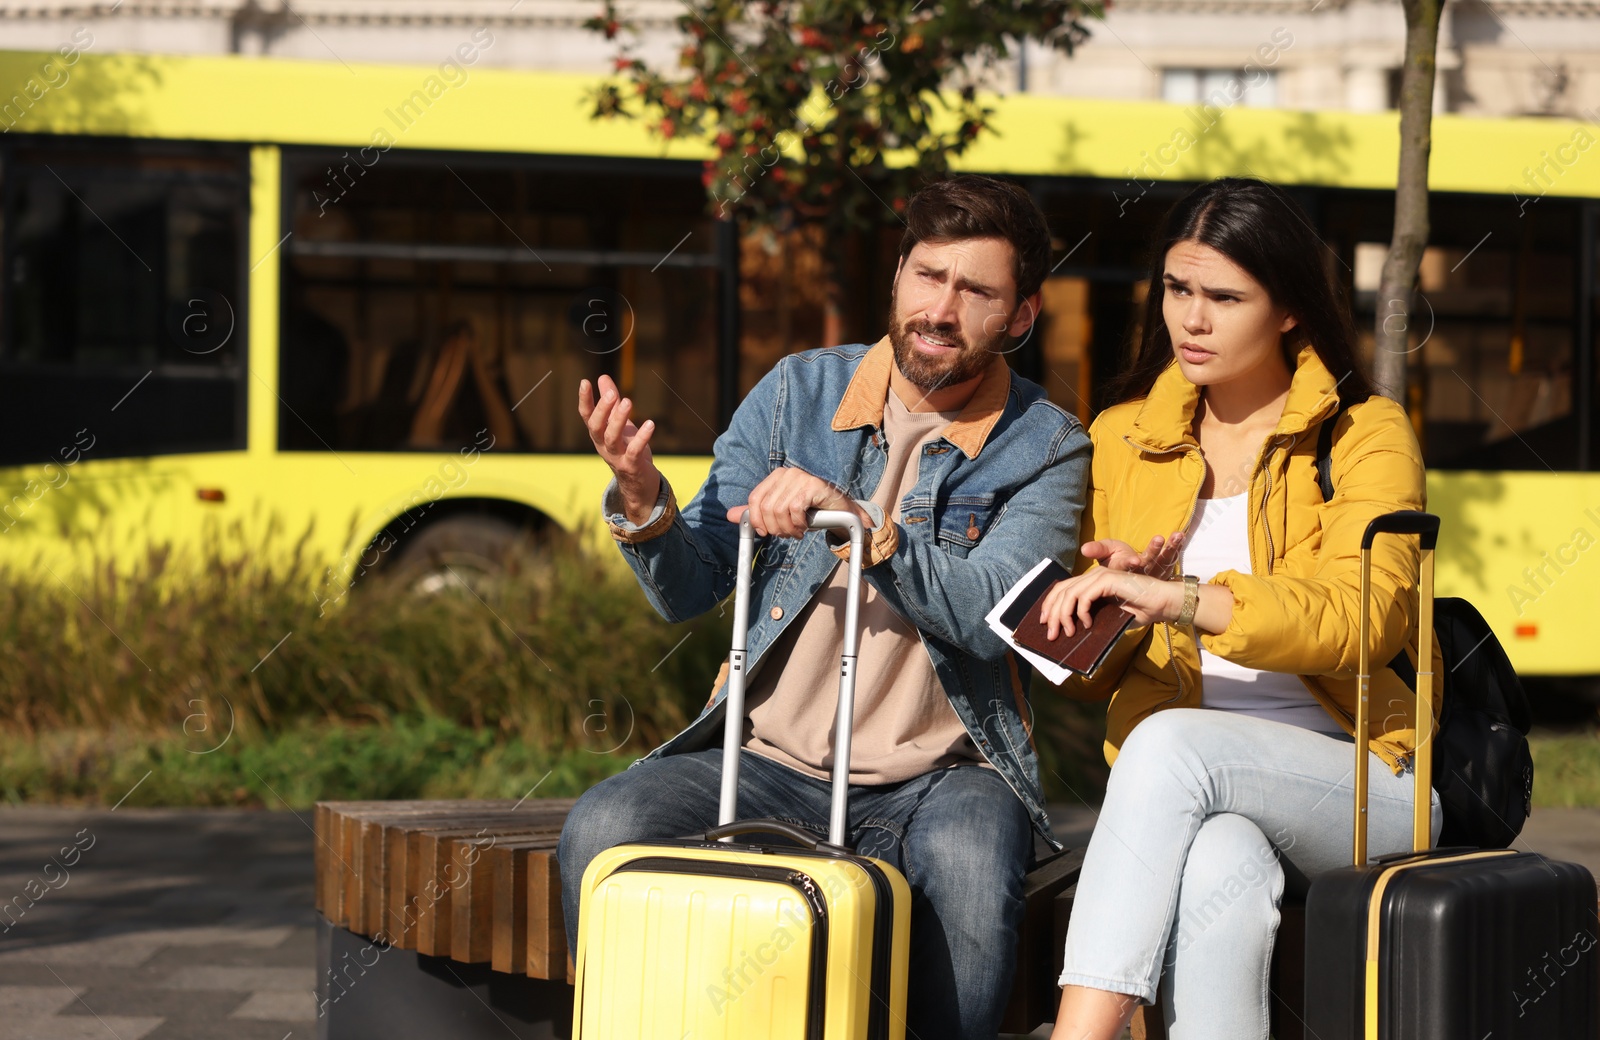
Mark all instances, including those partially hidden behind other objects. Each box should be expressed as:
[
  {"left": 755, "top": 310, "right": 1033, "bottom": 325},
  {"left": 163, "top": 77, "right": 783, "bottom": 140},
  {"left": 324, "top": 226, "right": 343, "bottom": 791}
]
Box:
[
  {"left": 737, "top": 224, "right": 827, "bottom": 398},
  {"left": 280, "top": 152, "right": 720, "bottom": 455},
  {"left": 1350, "top": 198, "right": 1580, "bottom": 471},
  {"left": 736, "top": 223, "right": 905, "bottom": 397},
  {"left": 1036, "top": 276, "right": 1094, "bottom": 425},
  {"left": 1031, "top": 179, "right": 1183, "bottom": 417},
  {"left": 0, "top": 140, "right": 247, "bottom": 467}
]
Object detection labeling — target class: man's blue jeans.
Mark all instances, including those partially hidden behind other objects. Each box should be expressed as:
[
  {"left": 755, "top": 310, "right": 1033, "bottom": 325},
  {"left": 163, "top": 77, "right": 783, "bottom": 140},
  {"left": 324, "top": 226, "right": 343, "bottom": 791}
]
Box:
[{"left": 558, "top": 747, "right": 1033, "bottom": 1040}]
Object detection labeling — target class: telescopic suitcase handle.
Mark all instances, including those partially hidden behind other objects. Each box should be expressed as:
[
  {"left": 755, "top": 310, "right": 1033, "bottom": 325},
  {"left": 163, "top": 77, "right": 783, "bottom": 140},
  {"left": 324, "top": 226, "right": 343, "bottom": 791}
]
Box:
[
  {"left": 698, "top": 818, "right": 855, "bottom": 856},
  {"left": 716, "top": 509, "right": 866, "bottom": 847},
  {"left": 1352, "top": 510, "right": 1440, "bottom": 864},
  {"left": 1361, "top": 510, "right": 1441, "bottom": 550}
]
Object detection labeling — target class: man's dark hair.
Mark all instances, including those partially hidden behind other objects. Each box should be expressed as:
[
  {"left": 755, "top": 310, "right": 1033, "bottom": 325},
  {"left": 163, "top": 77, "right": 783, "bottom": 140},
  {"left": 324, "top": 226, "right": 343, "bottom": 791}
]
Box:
[{"left": 898, "top": 175, "right": 1052, "bottom": 303}]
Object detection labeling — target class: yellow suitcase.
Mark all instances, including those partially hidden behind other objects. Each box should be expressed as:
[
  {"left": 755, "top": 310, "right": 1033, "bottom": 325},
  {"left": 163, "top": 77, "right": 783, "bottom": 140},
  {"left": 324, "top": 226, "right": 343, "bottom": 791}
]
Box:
[{"left": 572, "top": 511, "right": 913, "bottom": 1040}]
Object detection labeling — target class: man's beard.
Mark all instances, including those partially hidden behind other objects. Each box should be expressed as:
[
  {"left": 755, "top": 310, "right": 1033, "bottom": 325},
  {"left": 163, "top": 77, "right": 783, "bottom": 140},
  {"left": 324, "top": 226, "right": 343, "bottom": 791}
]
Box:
[{"left": 888, "top": 288, "right": 1012, "bottom": 394}]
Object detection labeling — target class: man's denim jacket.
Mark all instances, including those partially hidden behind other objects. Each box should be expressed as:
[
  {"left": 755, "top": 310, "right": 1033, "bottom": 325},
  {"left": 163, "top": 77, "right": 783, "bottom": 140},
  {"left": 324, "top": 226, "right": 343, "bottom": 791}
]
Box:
[{"left": 603, "top": 336, "right": 1092, "bottom": 851}]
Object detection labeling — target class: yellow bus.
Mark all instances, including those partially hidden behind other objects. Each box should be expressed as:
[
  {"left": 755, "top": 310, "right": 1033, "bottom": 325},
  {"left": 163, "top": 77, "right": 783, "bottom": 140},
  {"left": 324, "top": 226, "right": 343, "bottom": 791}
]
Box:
[{"left": 1, "top": 47, "right": 1597, "bottom": 674}]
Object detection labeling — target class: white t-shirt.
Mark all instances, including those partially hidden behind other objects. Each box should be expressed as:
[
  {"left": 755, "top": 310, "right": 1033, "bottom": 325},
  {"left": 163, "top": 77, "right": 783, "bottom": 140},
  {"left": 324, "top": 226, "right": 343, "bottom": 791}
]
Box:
[{"left": 1183, "top": 493, "right": 1346, "bottom": 735}]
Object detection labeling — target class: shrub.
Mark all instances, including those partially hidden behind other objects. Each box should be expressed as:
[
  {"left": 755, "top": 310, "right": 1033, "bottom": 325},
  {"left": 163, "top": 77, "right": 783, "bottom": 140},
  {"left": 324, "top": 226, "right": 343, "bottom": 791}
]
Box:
[
  {"left": 0, "top": 517, "right": 1128, "bottom": 810},
  {"left": 0, "top": 520, "right": 728, "bottom": 806}
]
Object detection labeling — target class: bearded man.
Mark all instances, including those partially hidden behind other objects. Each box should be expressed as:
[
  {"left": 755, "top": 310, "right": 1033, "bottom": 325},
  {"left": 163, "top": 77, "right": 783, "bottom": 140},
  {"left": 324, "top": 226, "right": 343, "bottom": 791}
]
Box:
[{"left": 559, "top": 174, "right": 1091, "bottom": 1039}]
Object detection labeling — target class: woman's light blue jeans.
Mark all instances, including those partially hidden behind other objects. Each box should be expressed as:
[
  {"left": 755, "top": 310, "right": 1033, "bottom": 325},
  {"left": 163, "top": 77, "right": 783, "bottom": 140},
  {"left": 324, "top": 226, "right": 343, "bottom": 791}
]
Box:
[
  {"left": 1059, "top": 708, "right": 1443, "bottom": 1039},
  {"left": 558, "top": 746, "right": 1033, "bottom": 1040}
]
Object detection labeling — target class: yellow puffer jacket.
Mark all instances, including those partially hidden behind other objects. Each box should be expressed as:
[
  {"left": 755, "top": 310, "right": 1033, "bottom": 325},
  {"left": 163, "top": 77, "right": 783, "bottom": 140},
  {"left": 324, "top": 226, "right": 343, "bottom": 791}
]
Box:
[{"left": 1065, "top": 345, "right": 1443, "bottom": 776}]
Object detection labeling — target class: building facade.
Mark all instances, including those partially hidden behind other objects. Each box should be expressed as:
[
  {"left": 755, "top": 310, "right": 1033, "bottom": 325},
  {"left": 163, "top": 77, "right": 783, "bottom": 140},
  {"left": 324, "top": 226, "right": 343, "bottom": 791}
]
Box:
[{"left": 2, "top": 0, "right": 1598, "bottom": 118}]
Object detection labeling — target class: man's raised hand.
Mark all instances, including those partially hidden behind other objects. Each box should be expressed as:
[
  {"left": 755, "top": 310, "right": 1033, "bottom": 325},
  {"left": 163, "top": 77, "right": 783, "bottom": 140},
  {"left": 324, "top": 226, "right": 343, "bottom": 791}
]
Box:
[{"left": 578, "top": 374, "right": 661, "bottom": 526}]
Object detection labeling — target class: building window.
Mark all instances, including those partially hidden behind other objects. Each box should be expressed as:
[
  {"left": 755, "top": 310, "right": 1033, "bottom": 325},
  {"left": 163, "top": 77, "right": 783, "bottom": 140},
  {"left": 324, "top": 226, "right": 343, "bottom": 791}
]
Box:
[{"left": 1161, "top": 68, "right": 1278, "bottom": 109}]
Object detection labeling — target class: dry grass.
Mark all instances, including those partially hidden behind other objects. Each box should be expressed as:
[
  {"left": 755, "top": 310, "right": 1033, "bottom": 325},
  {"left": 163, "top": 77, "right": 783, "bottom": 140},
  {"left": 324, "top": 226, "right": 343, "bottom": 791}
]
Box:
[{"left": 0, "top": 519, "right": 727, "bottom": 807}]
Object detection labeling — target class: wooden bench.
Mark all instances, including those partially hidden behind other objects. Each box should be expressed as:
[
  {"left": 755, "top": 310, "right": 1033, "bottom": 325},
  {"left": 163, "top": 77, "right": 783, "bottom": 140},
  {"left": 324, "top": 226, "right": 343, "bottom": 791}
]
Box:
[
  {"left": 312, "top": 799, "right": 576, "bottom": 980},
  {"left": 312, "top": 799, "right": 1321, "bottom": 1037},
  {"left": 313, "top": 798, "right": 1088, "bottom": 1035}
]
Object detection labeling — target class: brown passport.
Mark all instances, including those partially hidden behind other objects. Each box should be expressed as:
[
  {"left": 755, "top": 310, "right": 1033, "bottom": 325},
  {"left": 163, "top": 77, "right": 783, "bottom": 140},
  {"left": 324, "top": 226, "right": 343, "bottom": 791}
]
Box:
[{"left": 1012, "top": 591, "right": 1136, "bottom": 677}]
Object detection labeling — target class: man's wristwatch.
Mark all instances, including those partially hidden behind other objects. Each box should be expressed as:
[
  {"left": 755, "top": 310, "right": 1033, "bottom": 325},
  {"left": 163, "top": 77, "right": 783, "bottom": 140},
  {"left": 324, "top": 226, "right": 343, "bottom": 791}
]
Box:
[{"left": 1175, "top": 574, "right": 1200, "bottom": 627}]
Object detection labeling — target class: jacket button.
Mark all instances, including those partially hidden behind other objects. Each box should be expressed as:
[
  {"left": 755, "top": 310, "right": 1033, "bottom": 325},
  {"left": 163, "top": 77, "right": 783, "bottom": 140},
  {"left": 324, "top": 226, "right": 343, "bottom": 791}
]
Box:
[{"left": 770, "top": 606, "right": 784, "bottom": 620}]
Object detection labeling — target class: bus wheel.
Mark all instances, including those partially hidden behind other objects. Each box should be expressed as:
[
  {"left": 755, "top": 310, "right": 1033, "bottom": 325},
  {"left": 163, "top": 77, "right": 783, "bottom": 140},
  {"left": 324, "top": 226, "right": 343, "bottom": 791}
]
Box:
[{"left": 387, "top": 514, "right": 540, "bottom": 595}]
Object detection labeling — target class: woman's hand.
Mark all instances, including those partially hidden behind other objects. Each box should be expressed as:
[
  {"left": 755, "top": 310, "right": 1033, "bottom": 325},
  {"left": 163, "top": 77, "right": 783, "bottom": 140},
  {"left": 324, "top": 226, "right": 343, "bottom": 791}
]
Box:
[
  {"left": 1037, "top": 568, "right": 1186, "bottom": 639},
  {"left": 1080, "top": 532, "right": 1186, "bottom": 577},
  {"left": 1033, "top": 532, "right": 1187, "bottom": 638}
]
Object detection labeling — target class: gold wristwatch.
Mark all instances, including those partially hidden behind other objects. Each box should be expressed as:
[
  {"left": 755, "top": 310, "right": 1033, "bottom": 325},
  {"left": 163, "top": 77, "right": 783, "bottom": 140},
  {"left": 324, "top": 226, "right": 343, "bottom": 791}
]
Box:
[{"left": 1175, "top": 574, "right": 1200, "bottom": 627}]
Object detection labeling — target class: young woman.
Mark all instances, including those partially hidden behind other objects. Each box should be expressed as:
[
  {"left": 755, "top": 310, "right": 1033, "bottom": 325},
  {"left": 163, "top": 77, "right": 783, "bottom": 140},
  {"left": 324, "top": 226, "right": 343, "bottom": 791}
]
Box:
[{"left": 1042, "top": 178, "right": 1444, "bottom": 1040}]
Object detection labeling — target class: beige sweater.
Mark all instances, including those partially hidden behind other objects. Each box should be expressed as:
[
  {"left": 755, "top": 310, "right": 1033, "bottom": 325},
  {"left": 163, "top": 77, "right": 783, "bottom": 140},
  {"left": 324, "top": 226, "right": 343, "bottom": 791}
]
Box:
[{"left": 742, "top": 384, "right": 989, "bottom": 784}]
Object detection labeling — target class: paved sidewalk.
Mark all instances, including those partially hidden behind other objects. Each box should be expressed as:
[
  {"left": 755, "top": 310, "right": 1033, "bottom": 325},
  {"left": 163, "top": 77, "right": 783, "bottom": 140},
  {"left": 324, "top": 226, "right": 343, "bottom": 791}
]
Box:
[
  {"left": 0, "top": 808, "right": 315, "bottom": 1040},
  {"left": 0, "top": 803, "right": 1595, "bottom": 1040}
]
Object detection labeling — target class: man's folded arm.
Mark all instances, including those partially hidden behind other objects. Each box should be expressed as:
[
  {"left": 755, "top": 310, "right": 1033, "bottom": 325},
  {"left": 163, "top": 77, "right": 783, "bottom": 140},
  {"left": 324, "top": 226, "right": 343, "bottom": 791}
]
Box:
[{"left": 856, "top": 424, "right": 1092, "bottom": 660}]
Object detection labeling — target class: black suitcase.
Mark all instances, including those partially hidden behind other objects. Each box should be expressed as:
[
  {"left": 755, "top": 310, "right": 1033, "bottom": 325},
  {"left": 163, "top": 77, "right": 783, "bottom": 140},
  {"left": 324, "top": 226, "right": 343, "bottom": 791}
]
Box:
[{"left": 1303, "top": 511, "right": 1599, "bottom": 1039}]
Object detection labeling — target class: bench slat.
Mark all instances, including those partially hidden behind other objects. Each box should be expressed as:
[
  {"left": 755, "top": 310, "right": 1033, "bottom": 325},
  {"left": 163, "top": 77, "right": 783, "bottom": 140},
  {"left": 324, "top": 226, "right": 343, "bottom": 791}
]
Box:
[
  {"left": 449, "top": 831, "right": 564, "bottom": 964},
  {"left": 412, "top": 825, "right": 526, "bottom": 957},
  {"left": 477, "top": 836, "right": 564, "bottom": 976},
  {"left": 489, "top": 843, "right": 530, "bottom": 974},
  {"left": 448, "top": 836, "right": 499, "bottom": 964},
  {"left": 402, "top": 819, "right": 569, "bottom": 958},
  {"left": 525, "top": 849, "right": 566, "bottom": 981},
  {"left": 360, "top": 819, "right": 386, "bottom": 940},
  {"left": 344, "top": 811, "right": 366, "bottom": 934}
]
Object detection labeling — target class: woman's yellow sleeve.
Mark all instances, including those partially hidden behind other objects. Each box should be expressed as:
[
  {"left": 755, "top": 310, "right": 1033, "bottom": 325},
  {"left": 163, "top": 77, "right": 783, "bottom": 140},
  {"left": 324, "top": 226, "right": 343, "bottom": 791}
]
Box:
[{"left": 1201, "top": 396, "right": 1425, "bottom": 675}]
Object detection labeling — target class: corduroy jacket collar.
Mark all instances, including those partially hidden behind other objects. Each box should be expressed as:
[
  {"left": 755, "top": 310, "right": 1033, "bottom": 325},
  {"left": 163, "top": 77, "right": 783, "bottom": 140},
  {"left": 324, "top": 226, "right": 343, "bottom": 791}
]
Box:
[
  {"left": 1123, "top": 343, "right": 1344, "bottom": 454},
  {"left": 830, "top": 335, "right": 1013, "bottom": 459}
]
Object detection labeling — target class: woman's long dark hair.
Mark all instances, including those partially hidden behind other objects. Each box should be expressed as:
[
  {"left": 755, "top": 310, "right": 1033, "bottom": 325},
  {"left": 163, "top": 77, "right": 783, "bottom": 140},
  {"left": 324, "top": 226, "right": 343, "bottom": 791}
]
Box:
[{"left": 1109, "top": 177, "right": 1373, "bottom": 408}]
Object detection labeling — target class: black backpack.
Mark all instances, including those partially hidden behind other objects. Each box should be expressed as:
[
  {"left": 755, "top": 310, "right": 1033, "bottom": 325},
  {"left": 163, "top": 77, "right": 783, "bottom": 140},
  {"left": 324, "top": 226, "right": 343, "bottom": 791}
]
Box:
[{"left": 1316, "top": 410, "right": 1534, "bottom": 849}]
